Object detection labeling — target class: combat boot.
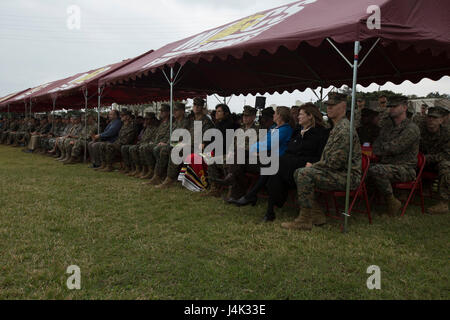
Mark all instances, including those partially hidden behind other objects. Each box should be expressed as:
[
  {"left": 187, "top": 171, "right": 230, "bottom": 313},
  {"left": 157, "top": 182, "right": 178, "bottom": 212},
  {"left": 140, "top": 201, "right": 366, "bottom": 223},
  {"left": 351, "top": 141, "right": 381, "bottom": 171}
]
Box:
[
  {"left": 202, "top": 182, "right": 222, "bottom": 198},
  {"left": 63, "top": 156, "right": 79, "bottom": 165},
  {"left": 60, "top": 153, "right": 71, "bottom": 162},
  {"left": 385, "top": 194, "right": 402, "bottom": 216},
  {"left": 122, "top": 164, "right": 131, "bottom": 174},
  {"left": 134, "top": 165, "right": 143, "bottom": 178},
  {"left": 95, "top": 161, "right": 106, "bottom": 170},
  {"left": 155, "top": 177, "right": 176, "bottom": 189},
  {"left": 56, "top": 150, "right": 66, "bottom": 161},
  {"left": 427, "top": 201, "right": 448, "bottom": 215},
  {"left": 137, "top": 165, "right": 148, "bottom": 178},
  {"left": 281, "top": 208, "right": 313, "bottom": 231},
  {"left": 140, "top": 167, "right": 153, "bottom": 180},
  {"left": 100, "top": 163, "right": 114, "bottom": 172},
  {"left": 310, "top": 200, "right": 327, "bottom": 226},
  {"left": 127, "top": 164, "right": 138, "bottom": 176},
  {"left": 144, "top": 174, "right": 163, "bottom": 186}
]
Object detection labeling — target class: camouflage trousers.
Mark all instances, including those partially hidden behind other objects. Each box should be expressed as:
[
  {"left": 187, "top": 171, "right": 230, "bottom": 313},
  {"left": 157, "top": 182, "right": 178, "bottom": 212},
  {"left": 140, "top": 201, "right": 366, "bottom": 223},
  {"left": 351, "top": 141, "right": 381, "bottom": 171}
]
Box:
[
  {"left": 154, "top": 144, "right": 180, "bottom": 179},
  {"left": 121, "top": 145, "right": 134, "bottom": 167},
  {"left": 367, "top": 164, "right": 416, "bottom": 196},
  {"left": 11, "top": 132, "right": 25, "bottom": 144},
  {"left": 63, "top": 138, "right": 77, "bottom": 156},
  {"left": 1, "top": 131, "right": 11, "bottom": 143},
  {"left": 129, "top": 144, "right": 142, "bottom": 167},
  {"left": 426, "top": 161, "right": 450, "bottom": 201},
  {"left": 41, "top": 137, "right": 57, "bottom": 151},
  {"left": 100, "top": 141, "right": 123, "bottom": 164},
  {"left": 139, "top": 142, "right": 158, "bottom": 168},
  {"left": 71, "top": 138, "right": 88, "bottom": 158},
  {"left": 294, "top": 167, "right": 360, "bottom": 208}
]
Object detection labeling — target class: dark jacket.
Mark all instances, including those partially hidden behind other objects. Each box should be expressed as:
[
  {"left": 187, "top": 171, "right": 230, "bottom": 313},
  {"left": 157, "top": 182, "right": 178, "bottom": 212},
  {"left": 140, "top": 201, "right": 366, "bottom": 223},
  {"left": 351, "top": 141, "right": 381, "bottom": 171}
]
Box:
[
  {"left": 212, "top": 117, "right": 235, "bottom": 156},
  {"left": 284, "top": 126, "right": 330, "bottom": 167},
  {"left": 267, "top": 125, "right": 329, "bottom": 207},
  {"left": 100, "top": 118, "right": 122, "bottom": 143}
]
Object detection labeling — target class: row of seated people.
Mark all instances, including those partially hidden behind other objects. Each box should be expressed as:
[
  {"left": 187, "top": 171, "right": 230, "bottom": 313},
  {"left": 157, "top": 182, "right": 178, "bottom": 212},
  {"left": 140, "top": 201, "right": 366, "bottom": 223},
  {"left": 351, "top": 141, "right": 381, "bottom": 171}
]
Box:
[{"left": 1, "top": 94, "right": 448, "bottom": 229}]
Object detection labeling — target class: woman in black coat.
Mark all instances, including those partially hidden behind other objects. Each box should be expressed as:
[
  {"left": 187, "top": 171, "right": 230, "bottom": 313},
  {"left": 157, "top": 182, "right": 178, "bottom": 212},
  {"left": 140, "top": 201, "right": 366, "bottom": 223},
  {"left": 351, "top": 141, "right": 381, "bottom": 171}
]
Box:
[{"left": 263, "top": 103, "right": 329, "bottom": 221}]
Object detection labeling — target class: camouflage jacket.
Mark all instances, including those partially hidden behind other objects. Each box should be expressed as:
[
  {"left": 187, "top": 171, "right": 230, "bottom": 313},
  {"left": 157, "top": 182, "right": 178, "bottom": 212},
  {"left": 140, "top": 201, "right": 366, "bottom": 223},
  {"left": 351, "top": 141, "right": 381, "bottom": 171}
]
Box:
[
  {"left": 79, "top": 123, "right": 98, "bottom": 140},
  {"left": 313, "top": 117, "right": 362, "bottom": 177},
  {"left": 116, "top": 121, "right": 137, "bottom": 145},
  {"left": 235, "top": 121, "right": 259, "bottom": 151},
  {"left": 188, "top": 114, "right": 215, "bottom": 146},
  {"left": 418, "top": 122, "right": 450, "bottom": 165},
  {"left": 139, "top": 124, "right": 159, "bottom": 144},
  {"left": 67, "top": 123, "right": 84, "bottom": 137},
  {"left": 154, "top": 119, "right": 171, "bottom": 144},
  {"left": 373, "top": 117, "right": 420, "bottom": 167},
  {"left": 171, "top": 117, "right": 191, "bottom": 144}
]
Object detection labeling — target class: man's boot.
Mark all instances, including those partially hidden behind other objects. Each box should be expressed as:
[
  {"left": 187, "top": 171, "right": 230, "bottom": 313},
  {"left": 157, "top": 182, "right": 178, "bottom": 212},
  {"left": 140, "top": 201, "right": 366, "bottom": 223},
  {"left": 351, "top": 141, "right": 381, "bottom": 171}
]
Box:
[
  {"left": 60, "top": 153, "right": 71, "bottom": 162},
  {"left": 427, "top": 201, "right": 448, "bottom": 215},
  {"left": 202, "top": 182, "right": 222, "bottom": 197},
  {"left": 56, "top": 150, "right": 66, "bottom": 161},
  {"left": 122, "top": 164, "right": 131, "bottom": 174},
  {"left": 95, "top": 161, "right": 106, "bottom": 170},
  {"left": 100, "top": 163, "right": 114, "bottom": 172},
  {"left": 385, "top": 194, "right": 402, "bottom": 216},
  {"left": 137, "top": 165, "right": 148, "bottom": 178},
  {"left": 310, "top": 200, "right": 327, "bottom": 226},
  {"left": 144, "top": 173, "right": 163, "bottom": 186},
  {"left": 127, "top": 164, "right": 138, "bottom": 176},
  {"left": 155, "top": 177, "right": 176, "bottom": 189},
  {"left": 281, "top": 208, "right": 313, "bottom": 231},
  {"left": 63, "top": 156, "right": 79, "bottom": 165},
  {"left": 140, "top": 166, "right": 153, "bottom": 180},
  {"left": 134, "top": 165, "right": 143, "bottom": 178}
]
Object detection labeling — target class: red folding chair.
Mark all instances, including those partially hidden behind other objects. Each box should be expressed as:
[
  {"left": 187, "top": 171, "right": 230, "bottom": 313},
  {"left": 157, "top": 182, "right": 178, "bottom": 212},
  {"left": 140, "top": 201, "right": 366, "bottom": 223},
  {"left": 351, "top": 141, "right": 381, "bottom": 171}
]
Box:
[
  {"left": 392, "top": 152, "right": 426, "bottom": 216},
  {"left": 317, "top": 154, "right": 372, "bottom": 224}
]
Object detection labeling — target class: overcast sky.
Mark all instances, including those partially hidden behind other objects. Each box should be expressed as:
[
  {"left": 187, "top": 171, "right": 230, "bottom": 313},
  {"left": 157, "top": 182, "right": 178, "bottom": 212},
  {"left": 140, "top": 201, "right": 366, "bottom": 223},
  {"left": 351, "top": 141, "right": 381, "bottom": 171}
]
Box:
[{"left": 1, "top": 0, "right": 449, "bottom": 113}]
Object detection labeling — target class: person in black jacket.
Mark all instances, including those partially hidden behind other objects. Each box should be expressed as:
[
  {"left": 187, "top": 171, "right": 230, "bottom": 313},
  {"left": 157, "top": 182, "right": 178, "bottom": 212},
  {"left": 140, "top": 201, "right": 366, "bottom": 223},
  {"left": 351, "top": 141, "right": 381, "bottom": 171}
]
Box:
[
  {"left": 203, "top": 104, "right": 237, "bottom": 197},
  {"left": 263, "top": 103, "right": 329, "bottom": 221}
]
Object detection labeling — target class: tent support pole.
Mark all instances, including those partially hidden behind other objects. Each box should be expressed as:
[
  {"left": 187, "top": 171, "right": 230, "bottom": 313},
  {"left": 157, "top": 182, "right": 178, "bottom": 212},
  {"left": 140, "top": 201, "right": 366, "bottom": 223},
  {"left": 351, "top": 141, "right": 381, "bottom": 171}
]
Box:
[
  {"left": 24, "top": 100, "right": 27, "bottom": 118},
  {"left": 83, "top": 88, "right": 88, "bottom": 163},
  {"left": 51, "top": 96, "right": 57, "bottom": 132},
  {"left": 343, "top": 41, "right": 360, "bottom": 233},
  {"left": 169, "top": 67, "right": 173, "bottom": 144},
  {"left": 98, "top": 86, "right": 104, "bottom": 135}
]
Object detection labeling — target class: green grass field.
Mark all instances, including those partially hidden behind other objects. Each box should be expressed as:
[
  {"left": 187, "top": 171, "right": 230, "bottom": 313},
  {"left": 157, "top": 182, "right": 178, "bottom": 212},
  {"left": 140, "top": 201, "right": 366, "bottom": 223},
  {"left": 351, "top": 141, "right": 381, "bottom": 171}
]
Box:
[{"left": 0, "top": 145, "right": 448, "bottom": 299}]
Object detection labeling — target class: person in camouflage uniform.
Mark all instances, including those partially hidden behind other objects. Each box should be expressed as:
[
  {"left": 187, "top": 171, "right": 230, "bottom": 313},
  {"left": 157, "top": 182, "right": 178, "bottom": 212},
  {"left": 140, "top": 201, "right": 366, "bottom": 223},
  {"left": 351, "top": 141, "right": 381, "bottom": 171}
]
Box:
[
  {"left": 215, "top": 105, "right": 259, "bottom": 200},
  {"left": 25, "top": 115, "right": 52, "bottom": 152},
  {"left": 9, "top": 118, "right": 28, "bottom": 146},
  {"left": 99, "top": 110, "right": 137, "bottom": 172},
  {"left": 63, "top": 114, "right": 98, "bottom": 164},
  {"left": 418, "top": 102, "right": 450, "bottom": 214},
  {"left": 50, "top": 116, "right": 75, "bottom": 157},
  {"left": 357, "top": 101, "right": 381, "bottom": 145},
  {"left": 0, "top": 117, "right": 19, "bottom": 144},
  {"left": 282, "top": 93, "right": 362, "bottom": 231},
  {"left": 367, "top": 96, "right": 420, "bottom": 215},
  {"left": 141, "top": 104, "right": 172, "bottom": 184},
  {"left": 153, "top": 102, "right": 191, "bottom": 188},
  {"left": 40, "top": 116, "right": 65, "bottom": 154},
  {"left": 19, "top": 117, "right": 38, "bottom": 147},
  {"left": 56, "top": 115, "right": 83, "bottom": 161},
  {"left": 126, "top": 113, "right": 160, "bottom": 178}
]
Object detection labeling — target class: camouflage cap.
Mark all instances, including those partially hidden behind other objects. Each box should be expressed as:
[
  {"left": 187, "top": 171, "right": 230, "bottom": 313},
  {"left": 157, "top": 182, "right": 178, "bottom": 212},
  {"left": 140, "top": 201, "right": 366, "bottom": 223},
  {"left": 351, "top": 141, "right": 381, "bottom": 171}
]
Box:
[
  {"left": 366, "top": 101, "right": 382, "bottom": 113},
  {"left": 324, "top": 92, "right": 348, "bottom": 106},
  {"left": 433, "top": 99, "right": 450, "bottom": 113},
  {"left": 193, "top": 97, "right": 205, "bottom": 107},
  {"left": 386, "top": 96, "right": 409, "bottom": 108},
  {"left": 261, "top": 107, "right": 275, "bottom": 118},
  {"left": 160, "top": 103, "right": 170, "bottom": 112},
  {"left": 120, "top": 108, "right": 131, "bottom": 116},
  {"left": 145, "top": 112, "right": 156, "bottom": 119},
  {"left": 174, "top": 102, "right": 186, "bottom": 111},
  {"left": 243, "top": 105, "right": 256, "bottom": 116},
  {"left": 427, "top": 107, "right": 446, "bottom": 118}
]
